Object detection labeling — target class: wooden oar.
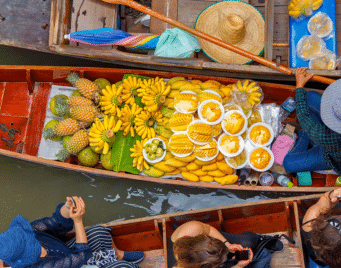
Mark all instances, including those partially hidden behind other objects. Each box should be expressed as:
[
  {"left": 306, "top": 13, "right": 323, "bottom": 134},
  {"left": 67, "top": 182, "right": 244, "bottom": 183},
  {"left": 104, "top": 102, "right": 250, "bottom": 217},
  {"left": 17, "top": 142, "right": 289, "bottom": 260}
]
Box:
[{"left": 101, "top": 0, "right": 335, "bottom": 85}]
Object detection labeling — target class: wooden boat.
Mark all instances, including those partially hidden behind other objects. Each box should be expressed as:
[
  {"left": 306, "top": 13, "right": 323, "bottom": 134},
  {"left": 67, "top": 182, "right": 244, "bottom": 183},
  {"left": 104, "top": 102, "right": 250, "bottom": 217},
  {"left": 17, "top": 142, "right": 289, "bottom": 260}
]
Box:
[
  {"left": 0, "top": 193, "right": 323, "bottom": 268},
  {"left": 0, "top": 65, "right": 337, "bottom": 192},
  {"left": 46, "top": 0, "right": 341, "bottom": 80}
]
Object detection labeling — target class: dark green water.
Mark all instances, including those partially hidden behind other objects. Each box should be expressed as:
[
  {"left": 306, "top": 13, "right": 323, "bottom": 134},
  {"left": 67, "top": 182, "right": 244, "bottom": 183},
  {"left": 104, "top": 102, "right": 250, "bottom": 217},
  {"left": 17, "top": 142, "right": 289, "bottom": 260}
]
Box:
[{"left": 0, "top": 45, "right": 305, "bottom": 233}]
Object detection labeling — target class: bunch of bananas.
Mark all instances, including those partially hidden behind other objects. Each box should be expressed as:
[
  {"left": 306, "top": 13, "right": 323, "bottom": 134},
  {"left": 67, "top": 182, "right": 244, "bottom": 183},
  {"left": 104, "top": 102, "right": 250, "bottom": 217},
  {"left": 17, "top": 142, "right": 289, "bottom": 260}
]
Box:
[
  {"left": 130, "top": 139, "right": 150, "bottom": 172},
  {"left": 122, "top": 76, "right": 142, "bottom": 106},
  {"left": 234, "top": 80, "right": 263, "bottom": 107},
  {"left": 89, "top": 116, "right": 122, "bottom": 155},
  {"left": 119, "top": 103, "right": 143, "bottom": 137},
  {"left": 134, "top": 110, "right": 163, "bottom": 139},
  {"left": 139, "top": 79, "right": 171, "bottom": 112},
  {"left": 288, "top": 0, "right": 323, "bottom": 18},
  {"left": 99, "top": 84, "right": 123, "bottom": 116}
]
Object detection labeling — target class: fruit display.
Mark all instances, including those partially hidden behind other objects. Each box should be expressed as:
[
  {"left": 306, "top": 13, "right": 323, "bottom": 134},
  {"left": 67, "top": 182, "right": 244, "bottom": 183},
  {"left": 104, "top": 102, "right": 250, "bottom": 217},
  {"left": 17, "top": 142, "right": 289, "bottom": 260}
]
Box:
[
  {"left": 222, "top": 111, "right": 246, "bottom": 135},
  {"left": 288, "top": 0, "right": 323, "bottom": 18},
  {"left": 249, "top": 148, "right": 273, "bottom": 170},
  {"left": 249, "top": 124, "right": 272, "bottom": 146},
  {"left": 42, "top": 73, "right": 275, "bottom": 186},
  {"left": 296, "top": 35, "right": 325, "bottom": 61},
  {"left": 308, "top": 12, "right": 333, "bottom": 38}
]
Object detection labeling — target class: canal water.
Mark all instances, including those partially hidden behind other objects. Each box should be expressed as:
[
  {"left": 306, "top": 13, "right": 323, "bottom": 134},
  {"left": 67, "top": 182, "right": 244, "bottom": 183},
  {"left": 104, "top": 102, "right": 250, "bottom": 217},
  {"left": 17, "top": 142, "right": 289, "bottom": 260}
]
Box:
[{"left": 0, "top": 45, "right": 305, "bottom": 233}]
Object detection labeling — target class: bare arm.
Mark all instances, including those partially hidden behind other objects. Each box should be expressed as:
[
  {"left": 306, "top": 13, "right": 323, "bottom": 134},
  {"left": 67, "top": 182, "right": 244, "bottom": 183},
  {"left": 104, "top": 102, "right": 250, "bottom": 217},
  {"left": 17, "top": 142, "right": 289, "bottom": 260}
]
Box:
[
  {"left": 302, "top": 189, "right": 341, "bottom": 232},
  {"left": 70, "top": 197, "right": 88, "bottom": 244}
]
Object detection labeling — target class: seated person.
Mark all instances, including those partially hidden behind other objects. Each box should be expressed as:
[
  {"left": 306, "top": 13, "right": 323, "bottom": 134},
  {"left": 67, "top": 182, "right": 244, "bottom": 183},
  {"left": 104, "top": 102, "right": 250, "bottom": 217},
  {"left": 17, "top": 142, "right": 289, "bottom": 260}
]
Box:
[
  {"left": 301, "top": 189, "right": 341, "bottom": 268},
  {"left": 0, "top": 196, "right": 143, "bottom": 268},
  {"left": 283, "top": 67, "right": 341, "bottom": 174},
  {"left": 167, "top": 220, "right": 275, "bottom": 268}
]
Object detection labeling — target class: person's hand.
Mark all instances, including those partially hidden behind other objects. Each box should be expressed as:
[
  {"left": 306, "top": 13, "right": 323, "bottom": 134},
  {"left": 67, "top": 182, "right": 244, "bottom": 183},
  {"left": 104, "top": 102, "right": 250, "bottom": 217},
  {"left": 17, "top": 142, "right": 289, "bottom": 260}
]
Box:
[
  {"left": 65, "top": 196, "right": 76, "bottom": 209},
  {"left": 70, "top": 197, "right": 85, "bottom": 223},
  {"left": 228, "top": 243, "right": 244, "bottom": 253},
  {"left": 295, "top": 67, "right": 314, "bottom": 88},
  {"left": 329, "top": 189, "right": 341, "bottom": 203},
  {"left": 235, "top": 248, "right": 253, "bottom": 268}
]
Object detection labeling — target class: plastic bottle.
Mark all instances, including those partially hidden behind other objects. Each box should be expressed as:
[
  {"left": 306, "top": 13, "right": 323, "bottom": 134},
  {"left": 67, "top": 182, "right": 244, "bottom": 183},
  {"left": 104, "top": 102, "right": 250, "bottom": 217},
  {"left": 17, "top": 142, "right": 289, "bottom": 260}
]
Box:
[
  {"left": 238, "top": 168, "right": 252, "bottom": 186},
  {"left": 278, "top": 97, "right": 296, "bottom": 124},
  {"left": 259, "top": 172, "right": 274, "bottom": 186},
  {"left": 272, "top": 172, "right": 293, "bottom": 187}
]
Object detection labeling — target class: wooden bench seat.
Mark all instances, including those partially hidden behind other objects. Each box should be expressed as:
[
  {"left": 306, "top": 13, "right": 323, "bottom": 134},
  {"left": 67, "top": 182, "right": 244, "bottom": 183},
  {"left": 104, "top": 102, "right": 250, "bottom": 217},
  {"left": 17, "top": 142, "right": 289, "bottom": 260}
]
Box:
[{"left": 139, "top": 249, "right": 165, "bottom": 268}]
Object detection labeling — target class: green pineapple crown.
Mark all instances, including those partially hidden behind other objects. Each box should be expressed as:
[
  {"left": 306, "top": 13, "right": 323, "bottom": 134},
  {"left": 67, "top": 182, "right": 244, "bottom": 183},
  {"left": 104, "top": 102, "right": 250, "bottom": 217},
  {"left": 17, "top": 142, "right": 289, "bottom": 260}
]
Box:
[
  {"left": 42, "top": 127, "right": 55, "bottom": 140},
  {"left": 54, "top": 96, "right": 70, "bottom": 117},
  {"left": 56, "top": 148, "right": 71, "bottom": 162},
  {"left": 67, "top": 72, "right": 80, "bottom": 86}
]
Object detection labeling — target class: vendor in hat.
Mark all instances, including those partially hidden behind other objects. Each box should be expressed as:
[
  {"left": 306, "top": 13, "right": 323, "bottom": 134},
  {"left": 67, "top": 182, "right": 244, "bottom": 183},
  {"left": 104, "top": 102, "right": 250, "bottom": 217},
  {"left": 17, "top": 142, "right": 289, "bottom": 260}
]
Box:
[
  {"left": 195, "top": 0, "right": 264, "bottom": 64},
  {"left": 0, "top": 197, "right": 143, "bottom": 268},
  {"left": 283, "top": 67, "right": 341, "bottom": 174}
]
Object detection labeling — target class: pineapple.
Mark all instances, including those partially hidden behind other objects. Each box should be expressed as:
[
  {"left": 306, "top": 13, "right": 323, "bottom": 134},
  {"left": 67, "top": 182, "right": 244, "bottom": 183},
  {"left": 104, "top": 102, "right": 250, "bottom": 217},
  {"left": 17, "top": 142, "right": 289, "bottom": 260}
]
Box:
[
  {"left": 67, "top": 73, "right": 99, "bottom": 100},
  {"left": 67, "top": 96, "right": 94, "bottom": 107},
  {"left": 56, "top": 130, "right": 89, "bottom": 162},
  {"left": 43, "top": 118, "right": 80, "bottom": 139},
  {"left": 70, "top": 105, "right": 100, "bottom": 123}
]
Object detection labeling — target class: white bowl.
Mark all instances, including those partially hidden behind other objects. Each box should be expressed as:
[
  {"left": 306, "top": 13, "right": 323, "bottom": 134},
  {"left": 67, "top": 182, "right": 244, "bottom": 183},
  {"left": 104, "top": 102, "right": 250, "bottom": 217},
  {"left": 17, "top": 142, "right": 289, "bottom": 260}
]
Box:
[
  {"left": 174, "top": 90, "right": 199, "bottom": 114},
  {"left": 225, "top": 152, "right": 248, "bottom": 170},
  {"left": 168, "top": 131, "right": 194, "bottom": 157},
  {"left": 142, "top": 138, "right": 167, "bottom": 164},
  {"left": 247, "top": 146, "right": 274, "bottom": 172},
  {"left": 218, "top": 134, "right": 245, "bottom": 157},
  {"left": 198, "top": 99, "right": 225, "bottom": 125},
  {"left": 198, "top": 90, "right": 222, "bottom": 104},
  {"left": 221, "top": 110, "right": 247, "bottom": 136},
  {"left": 187, "top": 120, "right": 213, "bottom": 145},
  {"left": 247, "top": 122, "right": 274, "bottom": 147}
]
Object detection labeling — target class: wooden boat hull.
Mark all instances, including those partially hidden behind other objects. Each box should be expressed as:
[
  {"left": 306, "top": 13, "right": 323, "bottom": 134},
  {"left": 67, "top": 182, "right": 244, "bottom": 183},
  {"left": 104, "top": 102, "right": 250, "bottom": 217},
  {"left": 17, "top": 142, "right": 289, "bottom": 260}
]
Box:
[
  {"left": 0, "top": 65, "right": 337, "bottom": 192},
  {"left": 48, "top": 0, "right": 341, "bottom": 79}
]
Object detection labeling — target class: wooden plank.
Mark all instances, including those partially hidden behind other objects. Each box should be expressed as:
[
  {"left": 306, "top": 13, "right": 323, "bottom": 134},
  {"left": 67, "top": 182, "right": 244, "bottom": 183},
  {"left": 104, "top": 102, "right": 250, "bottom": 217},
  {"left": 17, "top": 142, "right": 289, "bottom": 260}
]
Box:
[
  {"left": 293, "top": 201, "right": 306, "bottom": 268},
  {"left": 0, "top": 83, "right": 31, "bottom": 117},
  {"left": 264, "top": 0, "right": 275, "bottom": 60},
  {"left": 150, "top": 0, "right": 178, "bottom": 35},
  {"left": 112, "top": 230, "right": 163, "bottom": 251},
  {"left": 162, "top": 218, "right": 168, "bottom": 268}
]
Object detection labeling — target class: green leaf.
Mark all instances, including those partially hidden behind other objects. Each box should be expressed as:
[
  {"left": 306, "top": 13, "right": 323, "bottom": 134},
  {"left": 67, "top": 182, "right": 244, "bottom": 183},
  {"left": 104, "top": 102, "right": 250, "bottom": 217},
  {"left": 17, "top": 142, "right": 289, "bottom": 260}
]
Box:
[
  {"left": 134, "top": 95, "right": 145, "bottom": 108},
  {"left": 110, "top": 131, "right": 141, "bottom": 174},
  {"left": 122, "top": 74, "right": 152, "bottom": 81}
]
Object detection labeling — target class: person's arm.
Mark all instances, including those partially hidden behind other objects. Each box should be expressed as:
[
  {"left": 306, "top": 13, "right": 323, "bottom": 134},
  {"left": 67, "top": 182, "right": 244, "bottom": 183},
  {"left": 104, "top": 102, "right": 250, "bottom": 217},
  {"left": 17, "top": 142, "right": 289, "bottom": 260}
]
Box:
[
  {"left": 70, "top": 197, "right": 88, "bottom": 244},
  {"left": 302, "top": 189, "right": 341, "bottom": 232}
]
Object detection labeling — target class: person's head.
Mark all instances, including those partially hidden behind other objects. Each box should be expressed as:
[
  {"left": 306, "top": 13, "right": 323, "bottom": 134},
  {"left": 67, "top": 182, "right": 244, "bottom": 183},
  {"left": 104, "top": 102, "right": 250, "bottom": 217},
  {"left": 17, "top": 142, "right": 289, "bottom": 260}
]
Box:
[
  {"left": 0, "top": 215, "right": 41, "bottom": 268},
  {"left": 310, "top": 207, "right": 341, "bottom": 268},
  {"left": 173, "top": 234, "right": 228, "bottom": 268}
]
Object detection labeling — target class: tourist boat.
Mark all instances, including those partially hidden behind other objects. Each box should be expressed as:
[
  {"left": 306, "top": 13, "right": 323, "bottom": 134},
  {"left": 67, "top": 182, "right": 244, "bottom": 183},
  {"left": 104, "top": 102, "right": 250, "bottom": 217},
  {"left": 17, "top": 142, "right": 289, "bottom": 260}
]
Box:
[
  {"left": 0, "top": 193, "right": 323, "bottom": 267},
  {"left": 0, "top": 66, "right": 337, "bottom": 192},
  {"left": 1, "top": 0, "right": 339, "bottom": 80}
]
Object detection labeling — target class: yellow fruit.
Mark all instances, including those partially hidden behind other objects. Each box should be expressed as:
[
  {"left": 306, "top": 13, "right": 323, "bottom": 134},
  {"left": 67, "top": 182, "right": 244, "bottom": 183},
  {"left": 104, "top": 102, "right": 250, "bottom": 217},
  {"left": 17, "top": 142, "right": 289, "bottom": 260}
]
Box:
[
  {"left": 164, "top": 152, "right": 173, "bottom": 160},
  {"left": 250, "top": 148, "right": 272, "bottom": 170},
  {"left": 178, "top": 166, "right": 189, "bottom": 172},
  {"left": 67, "top": 96, "right": 94, "bottom": 107},
  {"left": 99, "top": 84, "right": 123, "bottom": 116},
  {"left": 186, "top": 162, "right": 201, "bottom": 171},
  {"left": 70, "top": 105, "right": 100, "bottom": 123},
  {"left": 174, "top": 93, "right": 199, "bottom": 113},
  {"left": 154, "top": 161, "right": 177, "bottom": 173},
  {"left": 182, "top": 172, "right": 199, "bottom": 182},
  {"left": 201, "top": 102, "right": 222, "bottom": 122},
  {"left": 164, "top": 169, "right": 181, "bottom": 175},
  {"left": 220, "top": 175, "right": 239, "bottom": 185},
  {"left": 140, "top": 79, "right": 171, "bottom": 112},
  {"left": 194, "top": 159, "right": 216, "bottom": 166},
  {"left": 53, "top": 118, "right": 81, "bottom": 136},
  {"left": 220, "top": 135, "right": 240, "bottom": 154},
  {"left": 169, "top": 134, "right": 194, "bottom": 155},
  {"left": 130, "top": 139, "right": 150, "bottom": 172},
  {"left": 169, "top": 113, "right": 193, "bottom": 132},
  {"left": 167, "top": 77, "right": 186, "bottom": 86},
  {"left": 227, "top": 150, "right": 247, "bottom": 168},
  {"left": 120, "top": 103, "right": 143, "bottom": 138},
  {"left": 194, "top": 140, "right": 218, "bottom": 158},
  {"left": 179, "top": 83, "right": 201, "bottom": 93},
  {"left": 250, "top": 125, "right": 271, "bottom": 145},
  {"left": 66, "top": 130, "right": 89, "bottom": 154},
  {"left": 168, "top": 90, "right": 180, "bottom": 98},
  {"left": 217, "top": 160, "right": 235, "bottom": 174},
  {"left": 134, "top": 110, "right": 163, "bottom": 139},
  {"left": 202, "top": 163, "right": 218, "bottom": 171},
  {"left": 198, "top": 92, "right": 222, "bottom": 103},
  {"left": 207, "top": 170, "right": 226, "bottom": 177},
  {"left": 223, "top": 112, "right": 245, "bottom": 135},
  {"left": 212, "top": 124, "right": 222, "bottom": 137},
  {"left": 190, "top": 80, "right": 202, "bottom": 85},
  {"left": 192, "top": 169, "right": 207, "bottom": 176},
  {"left": 121, "top": 76, "right": 142, "bottom": 106},
  {"left": 67, "top": 73, "right": 99, "bottom": 100},
  {"left": 216, "top": 152, "right": 225, "bottom": 161},
  {"left": 200, "top": 175, "right": 214, "bottom": 182},
  {"left": 165, "top": 158, "right": 188, "bottom": 168},
  {"left": 171, "top": 80, "right": 191, "bottom": 90},
  {"left": 187, "top": 123, "right": 213, "bottom": 142},
  {"left": 144, "top": 167, "right": 165, "bottom": 177},
  {"left": 248, "top": 110, "right": 262, "bottom": 127},
  {"left": 174, "top": 154, "right": 196, "bottom": 163}
]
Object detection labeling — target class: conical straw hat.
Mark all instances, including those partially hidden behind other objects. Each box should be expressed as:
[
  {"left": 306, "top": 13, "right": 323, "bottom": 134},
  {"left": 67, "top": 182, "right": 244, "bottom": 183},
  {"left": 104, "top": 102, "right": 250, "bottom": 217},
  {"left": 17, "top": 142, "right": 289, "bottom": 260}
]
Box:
[{"left": 195, "top": 0, "right": 265, "bottom": 64}]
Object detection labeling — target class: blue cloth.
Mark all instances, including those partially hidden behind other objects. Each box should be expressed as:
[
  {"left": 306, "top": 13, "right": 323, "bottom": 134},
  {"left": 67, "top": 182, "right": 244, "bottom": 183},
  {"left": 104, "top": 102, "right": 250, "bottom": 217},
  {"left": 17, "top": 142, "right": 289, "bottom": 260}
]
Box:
[
  {"left": 307, "top": 257, "right": 330, "bottom": 268},
  {"left": 0, "top": 215, "right": 42, "bottom": 268},
  {"left": 283, "top": 89, "right": 340, "bottom": 173},
  {"left": 27, "top": 203, "right": 92, "bottom": 268}
]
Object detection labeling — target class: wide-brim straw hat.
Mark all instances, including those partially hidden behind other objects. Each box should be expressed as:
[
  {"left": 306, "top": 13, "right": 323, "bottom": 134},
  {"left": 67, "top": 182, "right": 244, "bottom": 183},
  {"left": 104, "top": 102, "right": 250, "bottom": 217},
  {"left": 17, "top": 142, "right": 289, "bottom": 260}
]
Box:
[{"left": 195, "top": 0, "right": 265, "bottom": 64}]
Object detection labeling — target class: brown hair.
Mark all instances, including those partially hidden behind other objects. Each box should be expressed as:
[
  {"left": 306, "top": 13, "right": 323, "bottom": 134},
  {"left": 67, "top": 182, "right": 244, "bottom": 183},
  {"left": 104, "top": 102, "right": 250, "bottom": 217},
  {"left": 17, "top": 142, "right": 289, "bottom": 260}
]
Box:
[
  {"left": 173, "top": 234, "right": 228, "bottom": 268},
  {"left": 310, "top": 207, "right": 341, "bottom": 268}
]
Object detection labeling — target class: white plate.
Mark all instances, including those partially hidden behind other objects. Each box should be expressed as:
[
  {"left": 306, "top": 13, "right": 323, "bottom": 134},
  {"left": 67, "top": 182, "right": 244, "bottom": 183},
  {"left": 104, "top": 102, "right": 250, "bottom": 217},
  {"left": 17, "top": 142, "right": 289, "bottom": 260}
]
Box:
[
  {"left": 168, "top": 131, "right": 194, "bottom": 157},
  {"left": 247, "top": 146, "right": 274, "bottom": 172},
  {"left": 174, "top": 90, "right": 198, "bottom": 114},
  {"left": 187, "top": 120, "right": 213, "bottom": 145},
  {"left": 221, "top": 110, "right": 248, "bottom": 136},
  {"left": 247, "top": 122, "right": 274, "bottom": 147},
  {"left": 198, "top": 99, "right": 225, "bottom": 125},
  {"left": 142, "top": 138, "right": 167, "bottom": 164},
  {"left": 218, "top": 134, "right": 245, "bottom": 157}
]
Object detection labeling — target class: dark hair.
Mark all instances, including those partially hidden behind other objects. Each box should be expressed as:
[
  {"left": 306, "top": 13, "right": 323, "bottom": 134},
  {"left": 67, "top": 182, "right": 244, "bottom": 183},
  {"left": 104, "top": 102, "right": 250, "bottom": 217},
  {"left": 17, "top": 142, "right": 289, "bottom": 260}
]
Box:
[
  {"left": 173, "top": 234, "right": 229, "bottom": 268},
  {"left": 310, "top": 206, "right": 341, "bottom": 268}
]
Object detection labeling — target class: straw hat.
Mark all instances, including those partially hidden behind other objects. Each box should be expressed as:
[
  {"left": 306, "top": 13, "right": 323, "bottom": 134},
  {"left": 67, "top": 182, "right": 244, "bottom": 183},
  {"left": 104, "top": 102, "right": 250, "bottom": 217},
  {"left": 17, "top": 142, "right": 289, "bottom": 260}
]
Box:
[{"left": 195, "top": 0, "right": 265, "bottom": 64}]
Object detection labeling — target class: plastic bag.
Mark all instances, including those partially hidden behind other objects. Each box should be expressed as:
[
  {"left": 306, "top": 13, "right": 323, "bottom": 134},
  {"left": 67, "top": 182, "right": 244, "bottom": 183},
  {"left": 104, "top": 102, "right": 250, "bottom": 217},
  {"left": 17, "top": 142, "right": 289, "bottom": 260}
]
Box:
[
  {"left": 232, "top": 79, "right": 264, "bottom": 117},
  {"left": 309, "top": 49, "right": 340, "bottom": 70},
  {"left": 288, "top": 0, "right": 313, "bottom": 19},
  {"left": 261, "top": 103, "right": 281, "bottom": 137},
  {"left": 296, "top": 35, "right": 325, "bottom": 61},
  {"left": 308, "top": 12, "right": 333, "bottom": 39}
]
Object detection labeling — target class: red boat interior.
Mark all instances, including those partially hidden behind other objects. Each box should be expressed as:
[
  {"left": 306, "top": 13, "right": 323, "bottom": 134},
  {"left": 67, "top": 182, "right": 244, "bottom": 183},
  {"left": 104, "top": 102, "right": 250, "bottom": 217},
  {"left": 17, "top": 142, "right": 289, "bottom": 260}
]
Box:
[{"left": 0, "top": 66, "right": 337, "bottom": 189}]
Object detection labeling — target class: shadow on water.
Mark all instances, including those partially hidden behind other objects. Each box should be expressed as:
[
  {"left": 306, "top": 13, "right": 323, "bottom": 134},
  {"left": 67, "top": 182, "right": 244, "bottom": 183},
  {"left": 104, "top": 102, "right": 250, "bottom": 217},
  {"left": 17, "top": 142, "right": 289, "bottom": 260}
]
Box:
[{"left": 0, "top": 155, "right": 307, "bottom": 232}]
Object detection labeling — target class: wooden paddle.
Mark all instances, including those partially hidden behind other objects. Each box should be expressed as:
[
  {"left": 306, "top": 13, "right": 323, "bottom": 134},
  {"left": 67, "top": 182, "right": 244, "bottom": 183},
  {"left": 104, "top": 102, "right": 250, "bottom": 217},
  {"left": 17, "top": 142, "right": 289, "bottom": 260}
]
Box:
[{"left": 101, "top": 0, "right": 335, "bottom": 84}]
